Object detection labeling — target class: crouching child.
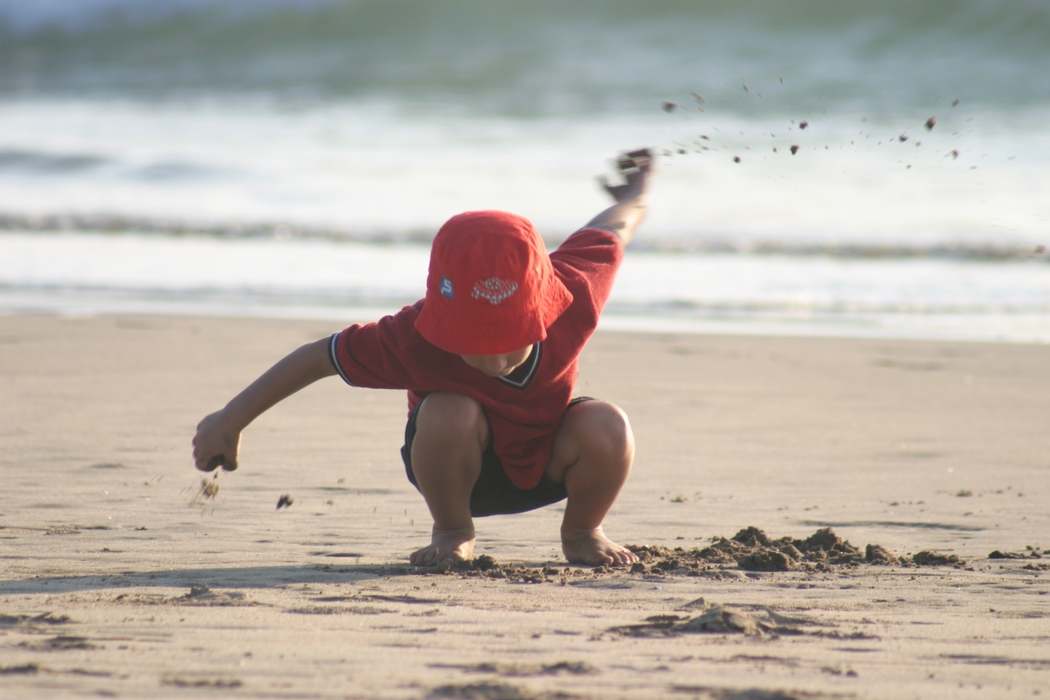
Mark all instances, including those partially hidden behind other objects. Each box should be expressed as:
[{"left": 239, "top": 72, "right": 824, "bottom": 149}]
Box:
[{"left": 192, "top": 149, "right": 654, "bottom": 566}]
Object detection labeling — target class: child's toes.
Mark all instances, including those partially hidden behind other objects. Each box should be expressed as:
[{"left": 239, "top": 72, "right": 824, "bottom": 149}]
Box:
[{"left": 409, "top": 545, "right": 437, "bottom": 566}]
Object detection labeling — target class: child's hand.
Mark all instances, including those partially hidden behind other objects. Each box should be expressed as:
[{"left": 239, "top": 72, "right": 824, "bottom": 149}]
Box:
[
  {"left": 599, "top": 148, "right": 653, "bottom": 203},
  {"left": 192, "top": 410, "right": 242, "bottom": 472},
  {"left": 586, "top": 149, "right": 654, "bottom": 245}
]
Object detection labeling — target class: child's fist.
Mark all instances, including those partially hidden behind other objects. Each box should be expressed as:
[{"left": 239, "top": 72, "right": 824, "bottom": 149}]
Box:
[
  {"left": 192, "top": 411, "right": 241, "bottom": 472},
  {"left": 202, "top": 454, "right": 233, "bottom": 472},
  {"left": 600, "top": 148, "right": 654, "bottom": 202}
]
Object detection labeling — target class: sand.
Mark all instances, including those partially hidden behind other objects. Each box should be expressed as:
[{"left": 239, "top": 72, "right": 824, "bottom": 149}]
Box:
[{"left": 1, "top": 313, "right": 1048, "bottom": 699}]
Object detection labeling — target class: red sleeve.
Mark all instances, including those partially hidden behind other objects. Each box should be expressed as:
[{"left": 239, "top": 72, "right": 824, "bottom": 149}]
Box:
[
  {"left": 328, "top": 300, "right": 455, "bottom": 391},
  {"left": 549, "top": 227, "right": 624, "bottom": 327}
]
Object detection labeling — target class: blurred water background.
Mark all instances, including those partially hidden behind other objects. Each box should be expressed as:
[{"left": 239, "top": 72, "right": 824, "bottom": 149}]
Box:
[{"left": 1, "top": 0, "right": 1047, "bottom": 341}]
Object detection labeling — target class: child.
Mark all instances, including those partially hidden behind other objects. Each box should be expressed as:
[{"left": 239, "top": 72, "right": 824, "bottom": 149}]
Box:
[{"left": 192, "top": 149, "right": 653, "bottom": 567}]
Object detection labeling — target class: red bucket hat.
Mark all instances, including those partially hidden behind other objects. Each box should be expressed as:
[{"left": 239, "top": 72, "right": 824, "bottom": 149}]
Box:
[{"left": 415, "top": 210, "right": 573, "bottom": 356}]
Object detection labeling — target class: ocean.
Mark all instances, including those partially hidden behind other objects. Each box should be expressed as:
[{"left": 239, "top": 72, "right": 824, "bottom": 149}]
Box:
[{"left": 1, "top": 0, "right": 1048, "bottom": 341}]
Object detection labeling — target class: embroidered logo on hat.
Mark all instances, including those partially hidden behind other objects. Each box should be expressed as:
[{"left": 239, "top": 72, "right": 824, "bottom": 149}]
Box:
[
  {"left": 440, "top": 276, "right": 454, "bottom": 298},
  {"left": 471, "top": 277, "right": 519, "bottom": 305}
]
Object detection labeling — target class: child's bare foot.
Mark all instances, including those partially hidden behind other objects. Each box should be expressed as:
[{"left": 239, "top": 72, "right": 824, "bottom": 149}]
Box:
[
  {"left": 561, "top": 526, "right": 638, "bottom": 567},
  {"left": 409, "top": 526, "right": 476, "bottom": 566}
]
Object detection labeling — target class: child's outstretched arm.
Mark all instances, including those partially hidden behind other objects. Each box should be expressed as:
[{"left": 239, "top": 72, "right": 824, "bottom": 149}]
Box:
[
  {"left": 586, "top": 148, "right": 654, "bottom": 246},
  {"left": 192, "top": 337, "right": 337, "bottom": 472}
]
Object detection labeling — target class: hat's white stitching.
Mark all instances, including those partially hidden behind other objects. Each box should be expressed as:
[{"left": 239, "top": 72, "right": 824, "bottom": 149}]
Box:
[{"left": 471, "top": 277, "right": 518, "bottom": 305}]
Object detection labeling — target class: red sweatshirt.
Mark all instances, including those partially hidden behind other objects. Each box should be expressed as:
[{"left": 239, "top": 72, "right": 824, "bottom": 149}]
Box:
[{"left": 329, "top": 227, "right": 623, "bottom": 489}]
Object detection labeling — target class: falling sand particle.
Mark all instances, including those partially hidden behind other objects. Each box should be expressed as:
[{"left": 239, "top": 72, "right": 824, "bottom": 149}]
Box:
[{"left": 192, "top": 477, "right": 219, "bottom": 503}]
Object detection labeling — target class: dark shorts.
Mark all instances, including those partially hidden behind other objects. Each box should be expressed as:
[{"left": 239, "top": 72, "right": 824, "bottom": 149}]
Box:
[{"left": 401, "top": 397, "right": 592, "bottom": 517}]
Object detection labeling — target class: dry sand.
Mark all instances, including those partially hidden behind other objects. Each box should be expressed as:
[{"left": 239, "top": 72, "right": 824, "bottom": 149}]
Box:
[{"left": 1, "top": 313, "right": 1048, "bottom": 699}]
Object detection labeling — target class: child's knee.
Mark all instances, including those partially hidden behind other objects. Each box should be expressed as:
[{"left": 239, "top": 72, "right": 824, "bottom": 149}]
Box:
[
  {"left": 572, "top": 400, "right": 634, "bottom": 460},
  {"left": 415, "top": 392, "right": 489, "bottom": 448}
]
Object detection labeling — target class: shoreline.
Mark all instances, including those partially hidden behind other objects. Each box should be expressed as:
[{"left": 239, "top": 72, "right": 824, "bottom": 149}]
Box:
[
  {"left": 5, "top": 229, "right": 1049, "bottom": 345},
  {"left": 1, "top": 313, "right": 1047, "bottom": 698},
  {"left": 4, "top": 301, "right": 1050, "bottom": 348}
]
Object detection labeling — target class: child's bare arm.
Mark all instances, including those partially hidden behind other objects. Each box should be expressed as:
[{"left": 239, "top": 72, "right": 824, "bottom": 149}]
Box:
[
  {"left": 586, "top": 148, "right": 654, "bottom": 246},
  {"left": 192, "top": 337, "right": 337, "bottom": 472}
]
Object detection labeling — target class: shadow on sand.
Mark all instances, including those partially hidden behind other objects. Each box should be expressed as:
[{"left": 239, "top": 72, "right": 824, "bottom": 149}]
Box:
[{"left": 0, "top": 562, "right": 421, "bottom": 596}]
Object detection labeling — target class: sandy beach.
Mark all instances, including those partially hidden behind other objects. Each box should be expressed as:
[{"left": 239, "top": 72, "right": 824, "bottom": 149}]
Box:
[{"left": 1, "top": 313, "right": 1048, "bottom": 699}]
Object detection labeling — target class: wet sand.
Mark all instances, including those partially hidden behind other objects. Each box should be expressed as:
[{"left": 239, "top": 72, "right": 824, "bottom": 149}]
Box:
[{"left": 1, "top": 313, "right": 1048, "bottom": 699}]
